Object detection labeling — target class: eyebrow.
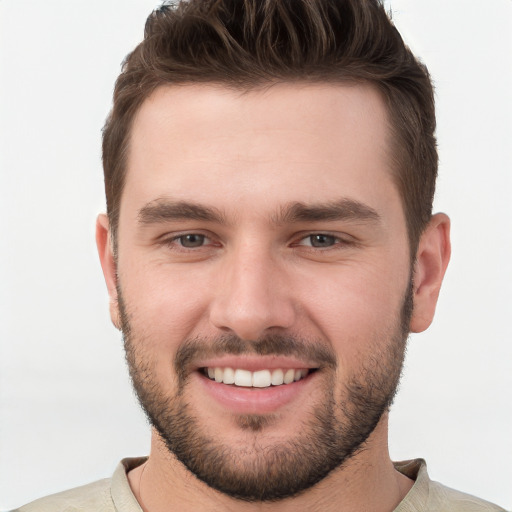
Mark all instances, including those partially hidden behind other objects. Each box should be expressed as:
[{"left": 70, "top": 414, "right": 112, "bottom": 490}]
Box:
[
  {"left": 275, "top": 199, "right": 381, "bottom": 224},
  {"left": 137, "top": 198, "right": 380, "bottom": 226},
  {"left": 138, "top": 199, "right": 227, "bottom": 225}
]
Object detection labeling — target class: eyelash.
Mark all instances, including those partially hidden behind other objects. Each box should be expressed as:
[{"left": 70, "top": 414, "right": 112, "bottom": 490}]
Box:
[
  {"left": 162, "top": 233, "right": 215, "bottom": 251},
  {"left": 295, "top": 233, "right": 346, "bottom": 249},
  {"left": 160, "top": 232, "right": 353, "bottom": 252}
]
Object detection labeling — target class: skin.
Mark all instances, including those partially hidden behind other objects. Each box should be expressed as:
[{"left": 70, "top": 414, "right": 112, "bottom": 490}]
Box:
[{"left": 97, "top": 83, "right": 450, "bottom": 511}]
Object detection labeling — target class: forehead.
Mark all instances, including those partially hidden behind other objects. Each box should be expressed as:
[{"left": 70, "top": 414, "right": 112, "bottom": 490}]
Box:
[{"left": 123, "top": 82, "right": 398, "bottom": 222}]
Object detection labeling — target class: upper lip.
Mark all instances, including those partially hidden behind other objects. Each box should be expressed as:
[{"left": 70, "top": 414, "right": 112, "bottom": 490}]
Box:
[{"left": 193, "top": 355, "right": 319, "bottom": 372}]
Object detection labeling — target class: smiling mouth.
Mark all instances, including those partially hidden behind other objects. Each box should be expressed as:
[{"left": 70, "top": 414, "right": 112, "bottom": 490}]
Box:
[{"left": 201, "top": 367, "right": 316, "bottom": 388}]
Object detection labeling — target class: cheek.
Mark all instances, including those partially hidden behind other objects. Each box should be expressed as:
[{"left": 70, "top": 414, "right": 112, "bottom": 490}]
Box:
[
  {"left": 298, "top": 262, "right": 408, "bottom": 362},
  {"left": 118, "top": 257, "right": 213, "bottom": 349}
]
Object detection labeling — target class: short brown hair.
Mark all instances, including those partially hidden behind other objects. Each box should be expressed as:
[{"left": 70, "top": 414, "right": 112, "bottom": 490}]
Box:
[{"left": 102, "top": 0, "right": 437, "bottom": 253}]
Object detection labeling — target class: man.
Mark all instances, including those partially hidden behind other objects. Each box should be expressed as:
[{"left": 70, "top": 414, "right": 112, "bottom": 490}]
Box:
[{"left": 15, "top": 0, "right": 506, "bottom": 511}]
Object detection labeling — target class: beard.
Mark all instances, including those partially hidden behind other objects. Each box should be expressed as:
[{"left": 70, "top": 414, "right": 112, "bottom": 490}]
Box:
[{"left": 119, "top": 280, "right": 413, "bottom": 502}]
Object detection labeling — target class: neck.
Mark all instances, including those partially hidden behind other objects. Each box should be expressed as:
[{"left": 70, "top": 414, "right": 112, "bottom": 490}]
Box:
[{"left": 128, "top": 414, "right": 413, "bottom": 512}]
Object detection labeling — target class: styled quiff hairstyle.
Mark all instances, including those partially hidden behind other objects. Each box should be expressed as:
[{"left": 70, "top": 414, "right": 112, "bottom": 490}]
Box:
[{"left": 102, "top": 0, "right": 437, "bottom": 253}]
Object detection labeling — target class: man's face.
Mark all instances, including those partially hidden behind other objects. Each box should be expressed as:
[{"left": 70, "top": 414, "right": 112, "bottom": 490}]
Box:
[{"left": 112, "top": 83, "right": 413, "bottom": 500}]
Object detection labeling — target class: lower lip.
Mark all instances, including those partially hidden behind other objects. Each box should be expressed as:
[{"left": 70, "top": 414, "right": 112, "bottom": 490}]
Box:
[{"left": 196, "top": 372, "right": 315, "bottom": 414}]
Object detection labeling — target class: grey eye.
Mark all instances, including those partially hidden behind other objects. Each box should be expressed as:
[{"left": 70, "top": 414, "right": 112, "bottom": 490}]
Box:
[
  {"left": 179, "top": 234, "right": 206, "bottom": 248},
  {"left": 309, "top": 234, "right": 337, "bottom": 248}
]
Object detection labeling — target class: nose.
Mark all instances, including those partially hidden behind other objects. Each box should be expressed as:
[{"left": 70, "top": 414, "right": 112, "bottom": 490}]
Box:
[{"left": 209, "top": 243, "right": 296, "bottom": 341}]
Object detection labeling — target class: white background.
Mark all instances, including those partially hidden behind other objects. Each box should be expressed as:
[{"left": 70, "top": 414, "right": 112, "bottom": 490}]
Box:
[{"left": 1, "top": 1, "right": 511, "bottom": 510}]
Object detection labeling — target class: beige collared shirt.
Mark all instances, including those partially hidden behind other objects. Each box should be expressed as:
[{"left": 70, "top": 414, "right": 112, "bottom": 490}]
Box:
[{"left": 14, "top": 458, "right": 507, "bottom": 511}]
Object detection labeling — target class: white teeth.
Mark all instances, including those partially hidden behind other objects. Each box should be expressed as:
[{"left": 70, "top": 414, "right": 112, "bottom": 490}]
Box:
[
  {"left": 234, "top": 369, "right": 253, "bottom": 387},
  {"left": 214, "top": 367, "right": 223, "bottom": 383},
  {"left": 223, "top": 367, "right": 235, "bottom": 385},
  {"left": 271, "top": 369, "right": 284, "bottom": 386},
  {"left": 252, "top": 370, "right": 271, "bottom": 388},
  {"left": 206, "top": 367, "right": 310, "bottom": 387},
  {"left": 283, "top": 369, "right": 295, "bottom": 384}
]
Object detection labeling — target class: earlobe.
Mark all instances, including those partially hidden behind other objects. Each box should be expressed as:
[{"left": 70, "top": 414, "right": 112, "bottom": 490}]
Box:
[
  {"left": 410, "top": 213, "right": 451, "bottom": 333},
  {"left": 96, "top": 214, "right": 121, "bottom": 330}
]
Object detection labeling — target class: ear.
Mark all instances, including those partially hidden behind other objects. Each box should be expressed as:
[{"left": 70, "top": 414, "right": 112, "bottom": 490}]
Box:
[
  {"left": 96, "top": 214, "right": 121, "bottom": 330},
  {"left": 410, "top": 213, "right": 451, "bottom": 333}
]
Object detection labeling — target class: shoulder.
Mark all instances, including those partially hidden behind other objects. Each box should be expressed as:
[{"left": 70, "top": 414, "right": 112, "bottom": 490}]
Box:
[
  {"left": 394, "top": 459, "right": 507, "bottom": 512},
  {"left": 12, "top": 457, "right": 146, "bottom": 512},
  {"left": 13, "top": 478, "right": 113, "bottom": 512},
  {"left": 428, "top": 480, "right": 508, "bottom": 512}
]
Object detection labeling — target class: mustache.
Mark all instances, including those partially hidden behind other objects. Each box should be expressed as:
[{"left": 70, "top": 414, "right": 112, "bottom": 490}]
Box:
[{"left": 174, "top": 333, "right": 337, "bottom": 381}]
